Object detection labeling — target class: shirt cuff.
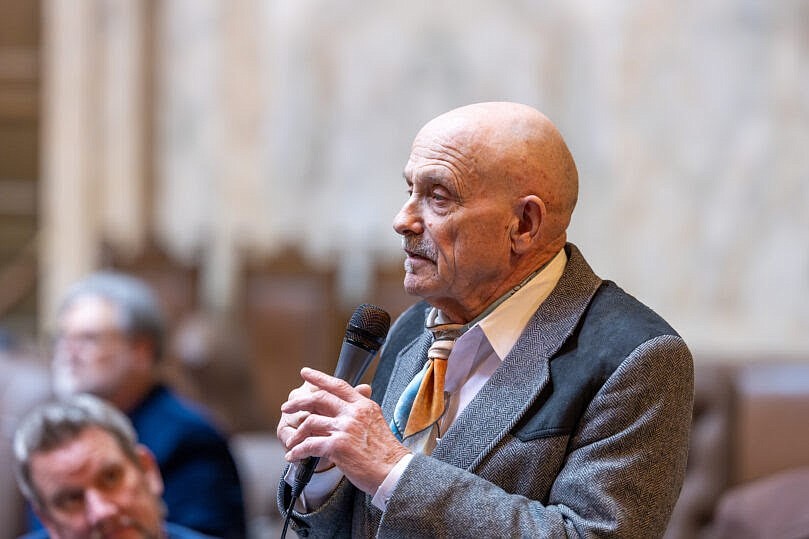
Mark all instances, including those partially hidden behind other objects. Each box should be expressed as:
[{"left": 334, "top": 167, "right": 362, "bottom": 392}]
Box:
[
  {"left": 284, "top": 462, "right": 345, "bottom": 512},
  {"left": 371, "top": 453, "right": 414, "bottom": 511}
]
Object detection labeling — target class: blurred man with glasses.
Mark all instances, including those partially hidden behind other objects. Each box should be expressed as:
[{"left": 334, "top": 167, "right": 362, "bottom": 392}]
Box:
[{"left": 38, "top": 272, "right": 246, "bottom": 538}]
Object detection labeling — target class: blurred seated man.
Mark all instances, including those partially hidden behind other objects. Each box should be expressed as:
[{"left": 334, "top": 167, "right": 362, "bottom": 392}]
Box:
[
  {"left": 42, "top": 271, "right": 245, "bottom": 538},
  {"left": 14, "top": 393, "right": 213, "bottom": 539}
]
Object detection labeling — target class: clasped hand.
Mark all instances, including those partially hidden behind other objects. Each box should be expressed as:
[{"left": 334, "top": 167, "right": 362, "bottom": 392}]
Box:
[{"left": 277, "top": 367, "right": 411, "bottom": 495}]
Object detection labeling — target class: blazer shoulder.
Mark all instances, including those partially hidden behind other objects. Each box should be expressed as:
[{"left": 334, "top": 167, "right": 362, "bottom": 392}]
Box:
[
  {"left": 514, "top": 280, "right": 685, "bottom": 441},
  {"left": 583, "top": 280, "right": 680, "bottom": 346}
]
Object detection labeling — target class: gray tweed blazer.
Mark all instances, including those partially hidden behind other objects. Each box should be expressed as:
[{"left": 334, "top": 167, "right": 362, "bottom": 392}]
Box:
[{"left": 280, "top": 244, "right": 693, "bottom": 538}]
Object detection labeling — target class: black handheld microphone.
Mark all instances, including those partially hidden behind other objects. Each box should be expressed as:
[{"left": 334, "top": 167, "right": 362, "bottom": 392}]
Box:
[{"left": 290, "top": 303, "right": 391, "bottom": 499}]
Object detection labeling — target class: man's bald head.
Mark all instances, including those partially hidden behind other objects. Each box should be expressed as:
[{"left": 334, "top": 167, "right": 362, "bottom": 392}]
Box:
[
  {"left": 414, "top": 102, "right": 578, "bottom": 251},
  {"left": 395, "top": 102, "right": 580, "bottom": 321}
]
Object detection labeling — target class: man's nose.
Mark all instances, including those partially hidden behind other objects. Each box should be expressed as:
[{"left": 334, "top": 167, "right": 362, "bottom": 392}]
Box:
[
  {"left": 85, "top": 489, "right": 118, "bottom": 525},
  {"left": 52, "top": 342, "right": 81, "bottom": 367},
  {"left": 393, "top": 197, "right": 423, "bottom": 236},
  {"left": 54, "top": 332, "right": 83, "bottom": 356}
]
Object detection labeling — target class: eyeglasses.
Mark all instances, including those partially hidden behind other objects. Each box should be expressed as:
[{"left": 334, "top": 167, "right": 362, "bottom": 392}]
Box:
[{"left": 51, "top": 329, "right": 128, "bottom": 353}]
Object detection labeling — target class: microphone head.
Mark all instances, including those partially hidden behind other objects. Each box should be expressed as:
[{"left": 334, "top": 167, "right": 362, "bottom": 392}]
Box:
[{"left": 345, "top": 304, "right": 391, "bottom": 352}]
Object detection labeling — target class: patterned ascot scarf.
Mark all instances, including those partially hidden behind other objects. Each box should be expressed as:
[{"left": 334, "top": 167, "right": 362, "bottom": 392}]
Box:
[
  {"left": 390, "top": 308, "right": 465, "bottom": 454},
  {"left": 390, "top": 265, "right": 545, "bottom": 454}
]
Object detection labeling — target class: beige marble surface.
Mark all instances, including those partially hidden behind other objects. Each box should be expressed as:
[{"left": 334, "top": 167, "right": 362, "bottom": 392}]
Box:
[{"left": 42, "top": 0, "right": 809, "bottom": 355}]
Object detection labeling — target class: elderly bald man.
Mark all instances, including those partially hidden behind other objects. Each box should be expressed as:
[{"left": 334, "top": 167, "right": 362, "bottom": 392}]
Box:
[{"left": 278, "top": 102, "right": 693, "bottom": 538}]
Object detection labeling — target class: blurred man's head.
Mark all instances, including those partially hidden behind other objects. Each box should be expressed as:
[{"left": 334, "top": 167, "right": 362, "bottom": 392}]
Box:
[
  {"left": 14, "top": 394, "right": 166, "bottom": 539},
  {"left": 51, "top": 272, "right": 165, "bottom": 411}
]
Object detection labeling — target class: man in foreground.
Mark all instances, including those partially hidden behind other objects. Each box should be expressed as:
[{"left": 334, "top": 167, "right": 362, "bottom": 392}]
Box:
[
  {"left": 14, "top": 394, "right": 212, "bottom": 539},
  {"left": 278, "top": 102, "right": 694, "bottom": 537}
]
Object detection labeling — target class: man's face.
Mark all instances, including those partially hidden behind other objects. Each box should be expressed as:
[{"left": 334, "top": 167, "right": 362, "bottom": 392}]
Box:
[
  {"left": 31, "top": 426, "right": 164, "bottom": 539},
  {"left": 52, "top": 296, "right": 136, "bottom": 401},
  {"left": 392, "top": 127, "right": 516, "bottom": 321}
]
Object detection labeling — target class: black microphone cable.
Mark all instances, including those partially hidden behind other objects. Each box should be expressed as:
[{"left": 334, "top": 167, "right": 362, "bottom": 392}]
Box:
[{"left": 281, "top": 455, "right": 319, "bottom": 538}]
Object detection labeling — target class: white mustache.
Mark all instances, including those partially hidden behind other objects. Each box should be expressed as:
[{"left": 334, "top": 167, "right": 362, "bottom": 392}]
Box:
[{"left": 402, "top": 236, "right": 437, "bottom": 261}]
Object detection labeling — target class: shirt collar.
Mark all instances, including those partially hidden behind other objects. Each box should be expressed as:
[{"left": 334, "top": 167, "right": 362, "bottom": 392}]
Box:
[{"left": 476, "top": 248, "right": 567, "bottom": 359}]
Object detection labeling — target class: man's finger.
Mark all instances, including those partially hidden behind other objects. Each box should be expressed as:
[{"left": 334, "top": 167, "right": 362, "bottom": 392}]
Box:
[
  {"left": 285, "top": 410, "right": 310, "bottom": 428},
  {"left": 281, "top": 385, "right": 348, "bottom": 417},
  {"left": 299, "top": 367, "right": 363, "bottom": 400},
  {"left": 356, "top": 384, "right": 372, "bottom": 398},
  {"left": 284, "top": 413, "right": 338, "bottom": 451},
  {"left": 284, "top": 432, "right": 333, "bottom": 463}
]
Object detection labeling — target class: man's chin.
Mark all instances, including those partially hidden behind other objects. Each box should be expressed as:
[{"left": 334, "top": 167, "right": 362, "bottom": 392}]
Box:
[
  {"left": 52, "top": 380, "right": 85, "bottom": 399},
  {"left": 95, "top": 518, "right": 159, "bottom": 539},
  {"left": 402, "top": 275, "right": 438, "bottom": 299},
  {"left": 98, "top": 530, "right": 139, "bottom": 539}
]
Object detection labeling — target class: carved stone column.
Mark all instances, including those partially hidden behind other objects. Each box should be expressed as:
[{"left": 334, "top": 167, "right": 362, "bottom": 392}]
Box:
[{"left": 40, "top": 0, "right": 147, "bottom": 327}]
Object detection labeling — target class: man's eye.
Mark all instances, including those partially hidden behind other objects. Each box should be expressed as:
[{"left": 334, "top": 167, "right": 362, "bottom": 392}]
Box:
[
  {"left": 54, "top": 491, "right": 85, "bottom": 512},
  {"left": 99, "top": 467, "right": 124, "bottom": 489}
]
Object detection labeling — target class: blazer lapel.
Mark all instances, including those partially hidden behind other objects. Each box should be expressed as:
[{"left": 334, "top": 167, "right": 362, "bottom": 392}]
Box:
[
  {"left": 432, "top": 244, "right": 603, "bottom": 471},
  {"left": 381, "top": 331, "right": 432, "bottom": 420}
]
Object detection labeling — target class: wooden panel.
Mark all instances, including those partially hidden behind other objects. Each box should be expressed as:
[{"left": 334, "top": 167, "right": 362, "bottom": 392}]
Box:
[
  {"left": 0, "top": 1, "right": 40, "bottom": 342},
  {"left": 101, "top": 239, "right": 200, "bottom": 330},
  {"left": 0, "top": 0, "right": 39, "bottom": 47},
  {"left": 0, "top": 179, "right": 36, "bottom": 217},
  {"left": 733, "top": 362, "right": 809, "bottom": 485},
  {"left": 240, "top": 250, "right": 340, "bottom": 426},
  {"left": 368, "top": 260, "right": 416, "bottom": 323}
]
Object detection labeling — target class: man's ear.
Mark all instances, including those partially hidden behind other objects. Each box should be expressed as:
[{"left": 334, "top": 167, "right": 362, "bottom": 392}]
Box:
[
  {"left": 135, "top": 444, "right": 164, "bottom": 497},
  {"left": 511, "top": 195, "right": 546, "bottom": 254}
]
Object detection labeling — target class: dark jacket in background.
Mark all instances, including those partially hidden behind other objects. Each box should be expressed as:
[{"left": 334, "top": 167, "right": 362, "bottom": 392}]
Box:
[{"left": 130, "top": 385, "right": 247, "bottom": 538}]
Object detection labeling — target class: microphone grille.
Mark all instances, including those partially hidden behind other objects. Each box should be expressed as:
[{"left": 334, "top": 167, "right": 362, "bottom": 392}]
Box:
[
  {"left": 350, "top": 303, "right": 391, "bottom": 341},
  {"left": 345, "top": 304, "right": 391, "bottom": 352}
]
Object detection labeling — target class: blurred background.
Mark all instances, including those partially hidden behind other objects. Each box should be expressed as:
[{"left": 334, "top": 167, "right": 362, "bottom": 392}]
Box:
[{"left": 0, "top": 1, "right": 807, "bottom": 537}]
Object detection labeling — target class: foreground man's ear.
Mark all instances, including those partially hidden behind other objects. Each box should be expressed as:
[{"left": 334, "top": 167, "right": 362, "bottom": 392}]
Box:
[
  {"left": 511, "top": 195, "right": 545, "bottom": 254},
  {"left": 136, "top": 445, "right": 164, "bottom": 497}
]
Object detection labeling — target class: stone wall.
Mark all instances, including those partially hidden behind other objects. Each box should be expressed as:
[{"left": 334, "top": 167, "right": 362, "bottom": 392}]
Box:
[{"left": 42, "top": 0, "right": 809, "bottom": 355}]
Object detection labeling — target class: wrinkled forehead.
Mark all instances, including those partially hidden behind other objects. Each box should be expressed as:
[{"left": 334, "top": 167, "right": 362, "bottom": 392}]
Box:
[
  {"left": 405, "top": 135, "right": 474, "bottom": 182},
  {"left": 31, "top": 427, "right": 125, "bottom": 485},
  {"left": 416, "top": 108, "right": 489, "bottom": 150},
  {"left": 408, "top": 109, "right": 529, "bottom": 192},
  {"left": 405, "top": 113, "right": 492, "bottom": 181}
]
